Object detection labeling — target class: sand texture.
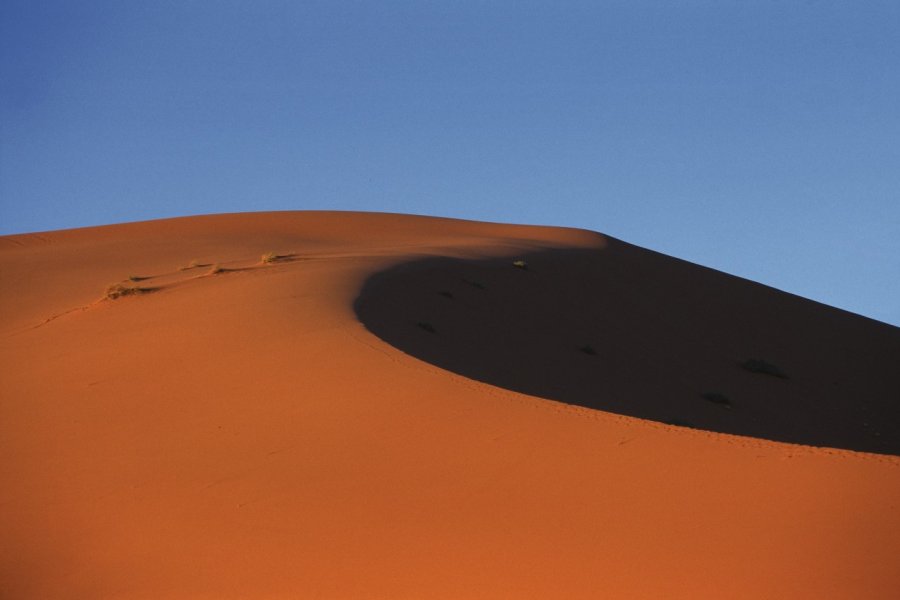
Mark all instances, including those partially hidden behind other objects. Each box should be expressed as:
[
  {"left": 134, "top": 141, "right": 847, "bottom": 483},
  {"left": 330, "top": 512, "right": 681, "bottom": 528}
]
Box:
[{"left": 2, "top": 211, "right": 899, "bottom": 599}]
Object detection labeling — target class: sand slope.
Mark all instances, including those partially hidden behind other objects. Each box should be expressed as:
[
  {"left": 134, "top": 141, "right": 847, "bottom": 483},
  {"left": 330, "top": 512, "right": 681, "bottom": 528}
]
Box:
[{"left": 2, "top": 211, "right": 899, "bottom": 599}]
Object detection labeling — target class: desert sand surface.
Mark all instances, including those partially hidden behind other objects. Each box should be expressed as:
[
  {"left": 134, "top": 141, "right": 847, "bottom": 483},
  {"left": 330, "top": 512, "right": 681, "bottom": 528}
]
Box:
[{"left": 2, "top": 211, "right": 899, "bottom": 599}]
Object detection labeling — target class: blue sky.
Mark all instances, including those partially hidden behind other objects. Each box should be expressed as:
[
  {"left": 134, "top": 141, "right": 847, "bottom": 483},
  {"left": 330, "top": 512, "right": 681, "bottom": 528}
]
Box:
[{"left": 2, "top": 1, "right": 898, "bottom": 326}]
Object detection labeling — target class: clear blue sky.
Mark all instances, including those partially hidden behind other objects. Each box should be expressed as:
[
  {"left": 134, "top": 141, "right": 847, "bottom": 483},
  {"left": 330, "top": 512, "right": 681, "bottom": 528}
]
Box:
[{"left": 2, "top": 1, "right": 898, "bottom": 326}]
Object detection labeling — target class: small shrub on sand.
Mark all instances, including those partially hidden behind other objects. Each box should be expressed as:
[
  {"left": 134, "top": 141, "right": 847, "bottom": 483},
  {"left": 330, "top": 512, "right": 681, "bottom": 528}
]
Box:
[
  {"left": 261, "top": 251, "right": 278, "bottom": 264},
  {"left": 740, "top": 358, "right": 788, "bottom": 379},
  {"left": 701, "top": 392, "right": 732, "bottom": 409},
  {"left": 207, "top": 264, "right": 224, "bottom": 275},
  {"left": 105, "top": 283, "right": 144, "bottom": 300},
  {"left": 512, "top": 260, "right": 528, "bottom": 270}
]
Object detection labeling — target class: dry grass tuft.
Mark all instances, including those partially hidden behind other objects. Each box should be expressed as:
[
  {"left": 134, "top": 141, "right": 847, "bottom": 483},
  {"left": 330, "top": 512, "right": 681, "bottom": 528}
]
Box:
[
  {"left": 105, "top": 283, "right": 145, "bottom": 300},
  {"left": 740, "top": 358, "right": 788, "bottom": 379},
  {"left": 417, "top": 321, "right": 436, "bottom": 333},
  {"left": 701, "top": 391, "right": 732, "bottom": 409},
  {"left": 261, "top": 251, "right": 279, "bottom": 264}
]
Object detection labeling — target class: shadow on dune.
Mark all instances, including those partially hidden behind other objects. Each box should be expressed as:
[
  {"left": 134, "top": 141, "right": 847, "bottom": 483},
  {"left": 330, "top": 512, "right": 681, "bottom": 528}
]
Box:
[{"left": 355, "top": 239, "right": 900, "bottom": 455}]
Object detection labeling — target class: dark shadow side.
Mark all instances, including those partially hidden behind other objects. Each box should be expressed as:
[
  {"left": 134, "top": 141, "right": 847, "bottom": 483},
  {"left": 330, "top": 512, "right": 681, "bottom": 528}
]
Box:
[{"left": 354, "top": 241, "right": 900, "bottom": 455}]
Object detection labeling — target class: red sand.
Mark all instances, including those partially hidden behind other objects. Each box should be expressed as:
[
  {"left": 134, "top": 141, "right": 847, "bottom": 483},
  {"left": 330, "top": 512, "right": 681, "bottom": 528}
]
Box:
[{"left": 2, "top": 211, "right": 899, "bottom": 599}]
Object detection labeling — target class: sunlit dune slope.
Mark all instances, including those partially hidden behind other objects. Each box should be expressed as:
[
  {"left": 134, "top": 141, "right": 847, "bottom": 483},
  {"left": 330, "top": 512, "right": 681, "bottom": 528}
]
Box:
[{"left": 2, "top": 211, "right": 899, "bottom": 599}]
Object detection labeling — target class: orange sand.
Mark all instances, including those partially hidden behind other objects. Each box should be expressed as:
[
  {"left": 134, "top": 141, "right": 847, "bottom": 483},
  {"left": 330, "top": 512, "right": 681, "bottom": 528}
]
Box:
[{"left": 2, "top": 211, "right": 899, "bottom": 599}]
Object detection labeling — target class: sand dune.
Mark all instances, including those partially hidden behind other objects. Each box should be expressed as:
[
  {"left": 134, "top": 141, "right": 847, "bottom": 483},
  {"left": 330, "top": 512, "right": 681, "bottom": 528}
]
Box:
[{"left": 2, "top": 211, "right": 899, "bottom": 599}]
